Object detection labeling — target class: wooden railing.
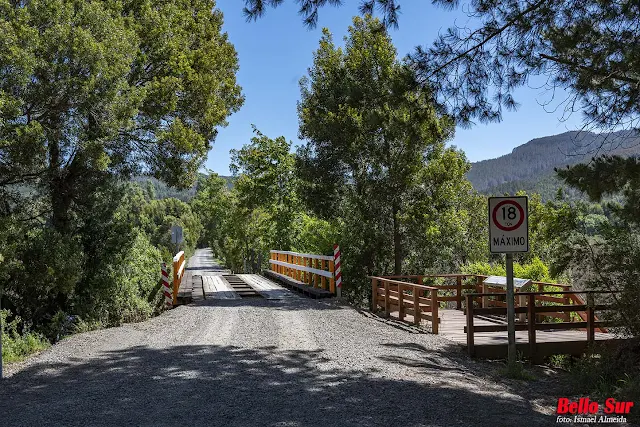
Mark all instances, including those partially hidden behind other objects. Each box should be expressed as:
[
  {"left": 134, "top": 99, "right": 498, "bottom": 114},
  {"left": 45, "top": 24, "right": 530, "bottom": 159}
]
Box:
[
  {"left": 464, "top": 290, "right": 616, "bottom": 358},
  {"left": 382, "top": 275, "right": 588, "bottom": 323},
  {"left": 381, "top": 274, "right": 482, "bottom": 310},
  {"left": 370, "top": 276, "right": 440, "bottom": 333},
  {"left": 269, "top": 250, "right": 336, "bottom": 293},
  {"left": 172, "top": 251, "right": 186, "bottom": 305}
]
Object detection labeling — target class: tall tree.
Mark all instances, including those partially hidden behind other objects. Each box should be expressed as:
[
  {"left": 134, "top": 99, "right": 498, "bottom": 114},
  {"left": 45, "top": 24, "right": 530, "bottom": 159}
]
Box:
[
  {"left": 224, "top": 126, "right": 300, "bottom": 271},
  {"left": 0, "top": 0, "right": 244, "bottom": 232},
  {"left": 297, "top": 15, "right": 455, "bottom": 276}
]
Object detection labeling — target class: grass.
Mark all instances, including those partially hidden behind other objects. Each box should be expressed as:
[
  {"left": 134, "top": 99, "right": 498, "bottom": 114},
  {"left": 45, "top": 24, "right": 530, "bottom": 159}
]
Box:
[
  {"left": 499, "top": 360, "right": 536, "bottom": 380},
  {"left": 1, "top": 309, "right": 51, "bottom": 364}
]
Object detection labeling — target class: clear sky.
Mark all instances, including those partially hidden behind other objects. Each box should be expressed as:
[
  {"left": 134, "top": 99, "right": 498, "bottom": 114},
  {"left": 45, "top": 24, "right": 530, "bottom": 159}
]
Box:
[{"left": 205, "top": 0, "right": 584, "bottom": 175}]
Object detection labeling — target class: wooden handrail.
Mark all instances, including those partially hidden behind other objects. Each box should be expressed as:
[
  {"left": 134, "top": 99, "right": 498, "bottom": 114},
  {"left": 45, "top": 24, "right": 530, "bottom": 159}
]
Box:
[
  {"left": 369, "top": 276, "right": 440, "bottom": 333},
  {"left": 465, "top": 290, "right": 618, "bottom": 358}
]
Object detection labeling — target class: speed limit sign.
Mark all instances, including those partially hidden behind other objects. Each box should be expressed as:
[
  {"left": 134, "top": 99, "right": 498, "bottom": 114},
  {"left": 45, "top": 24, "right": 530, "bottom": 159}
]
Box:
[{"left": 488, "top": 196, "right": 529, "bottom": 253}]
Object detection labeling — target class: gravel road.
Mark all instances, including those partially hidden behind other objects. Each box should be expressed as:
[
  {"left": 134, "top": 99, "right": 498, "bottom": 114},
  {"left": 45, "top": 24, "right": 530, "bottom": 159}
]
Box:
[{"left": 1, "top": 292, "right": 578, "bottom": 427}]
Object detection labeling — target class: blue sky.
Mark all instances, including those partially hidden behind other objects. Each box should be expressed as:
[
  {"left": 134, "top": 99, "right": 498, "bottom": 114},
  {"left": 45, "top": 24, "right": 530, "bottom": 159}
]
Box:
[{"left": 205, "top": 0, "right": 583, "bottom": 175}]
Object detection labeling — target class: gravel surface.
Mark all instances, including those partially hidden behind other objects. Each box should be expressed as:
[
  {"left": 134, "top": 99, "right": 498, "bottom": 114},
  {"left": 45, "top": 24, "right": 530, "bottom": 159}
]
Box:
[
  {"left": 2, "top": 297, "right": 580, "bottom": 427},
  {"left": 0, "top": 251, "right": 605, "bottom": 426}
]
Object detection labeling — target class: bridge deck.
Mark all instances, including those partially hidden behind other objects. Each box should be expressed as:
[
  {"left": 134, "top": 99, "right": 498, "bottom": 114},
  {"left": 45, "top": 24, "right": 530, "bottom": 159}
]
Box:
[
  {"left": 237, "top": 274, "right": 296, "bottom": 299},
  {"left": 202, "top": 275, "right": 241, "bottom": 300},
  {"left": 437, "top": 308, "right": 617, "bottom": 359}
]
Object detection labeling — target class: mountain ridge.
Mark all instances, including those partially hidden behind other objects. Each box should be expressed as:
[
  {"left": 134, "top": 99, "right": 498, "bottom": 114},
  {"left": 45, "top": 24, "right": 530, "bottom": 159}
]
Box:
[{"left": 467, "top": 130, "right": 640, "bottom": 199}]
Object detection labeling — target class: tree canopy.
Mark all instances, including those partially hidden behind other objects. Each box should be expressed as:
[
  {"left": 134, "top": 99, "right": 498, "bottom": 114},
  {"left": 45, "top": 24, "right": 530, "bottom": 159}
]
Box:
[{"left": 0, "top": 0, "right": 244, "bottom": 231}]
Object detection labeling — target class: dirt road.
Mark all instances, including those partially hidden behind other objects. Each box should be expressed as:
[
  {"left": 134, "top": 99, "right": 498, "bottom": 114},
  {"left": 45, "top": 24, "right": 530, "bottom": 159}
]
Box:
[{"left": 1, "top": 253, "right": 566, "bottom": 426}]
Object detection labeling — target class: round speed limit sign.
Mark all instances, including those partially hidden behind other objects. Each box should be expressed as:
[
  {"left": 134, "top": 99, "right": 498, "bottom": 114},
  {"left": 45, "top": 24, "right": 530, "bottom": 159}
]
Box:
[{"left": 488, "top": 196, "right": 529, "bottom": 253}]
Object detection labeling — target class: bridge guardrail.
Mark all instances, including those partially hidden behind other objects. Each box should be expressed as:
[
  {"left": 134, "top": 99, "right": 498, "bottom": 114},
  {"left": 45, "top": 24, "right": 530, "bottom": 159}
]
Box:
[
  {"left": 269, "top": 250, "right": 336, "bottom": 293},
  {"left": 173, "top": 251, "right": 186, "bottom": 305}
]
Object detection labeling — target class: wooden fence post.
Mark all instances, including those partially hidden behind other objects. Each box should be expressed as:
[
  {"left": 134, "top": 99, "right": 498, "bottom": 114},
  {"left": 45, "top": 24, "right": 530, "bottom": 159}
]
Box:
[
  {"left": 413, "top": 286, "right": 420, "bottom": 325},
  {"left": 431, "top": 288, "right": 439, "bottom": 334},
  {"left": 398, "top": 284, "right": 404, "bottom": 321},
  {"left": 528, "top": 294, "right": 536, "bottom": 360},
  {"left": 587, "top": 293, "right": 595, "bottom": 345},
  {"left": 384, "top": 280, "right": 390, "bottom": 318},
  {"left": 456, "top": 276, "right": 463, "bottom": 310},
  {"left": 371, "top": 278, "right": 378, "bottom": 311},
  {"left": 466, "top": 294, "right": 475, "bottom": 357}
]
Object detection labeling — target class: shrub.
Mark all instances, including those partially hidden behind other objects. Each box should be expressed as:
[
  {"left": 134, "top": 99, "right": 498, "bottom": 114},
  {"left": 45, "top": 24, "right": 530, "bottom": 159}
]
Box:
[{"left": 1, "top": 309, "right": 50, "bottom": 363}]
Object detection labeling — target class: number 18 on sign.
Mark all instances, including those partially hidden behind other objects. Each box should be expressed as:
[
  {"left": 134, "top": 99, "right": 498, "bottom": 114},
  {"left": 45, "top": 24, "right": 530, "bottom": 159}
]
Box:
[{"left": 488, "top": 196, "right": 529, "bottom": 253}]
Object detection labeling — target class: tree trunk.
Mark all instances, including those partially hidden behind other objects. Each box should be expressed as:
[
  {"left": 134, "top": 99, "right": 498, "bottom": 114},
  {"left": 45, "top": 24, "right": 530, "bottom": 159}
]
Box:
[
  {"left": 48, "top": 141, "right": 73, "bottom": 233},
  {"left": 393, "top": 202, "right": 402, "bottom": 275}
]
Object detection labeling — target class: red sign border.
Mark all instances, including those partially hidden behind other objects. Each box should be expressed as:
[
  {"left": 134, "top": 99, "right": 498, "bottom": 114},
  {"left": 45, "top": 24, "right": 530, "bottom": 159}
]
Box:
[{"left": 492, "top": 199, "right": 525, "bottom": 232}]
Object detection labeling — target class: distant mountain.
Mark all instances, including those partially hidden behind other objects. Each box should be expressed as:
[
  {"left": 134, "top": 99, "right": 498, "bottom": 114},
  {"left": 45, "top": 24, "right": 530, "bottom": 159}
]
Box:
[
  {"left": 467, "top": 130, "right": 640, "bottom": 200},
  {"left": 132, "top": 174, "right": 234, "bottom": 202}
]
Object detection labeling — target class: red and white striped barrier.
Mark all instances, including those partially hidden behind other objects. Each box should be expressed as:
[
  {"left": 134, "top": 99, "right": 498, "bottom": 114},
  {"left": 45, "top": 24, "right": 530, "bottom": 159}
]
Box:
[
  {"left": 333, "top": 244, "right": 342, "bottom": 289},
  {"left": 161, "top": 263, "right": 172, "bottom": 308}
]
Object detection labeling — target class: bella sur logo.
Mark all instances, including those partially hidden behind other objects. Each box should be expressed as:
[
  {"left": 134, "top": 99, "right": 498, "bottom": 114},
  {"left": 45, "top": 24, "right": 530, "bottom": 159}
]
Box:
[{"left": 556, "top": 397, "right": 634, "bottom": 415}]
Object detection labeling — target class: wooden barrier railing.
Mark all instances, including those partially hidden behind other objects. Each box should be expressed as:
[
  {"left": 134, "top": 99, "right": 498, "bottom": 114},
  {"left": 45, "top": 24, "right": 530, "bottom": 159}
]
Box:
[
  {"left": 464, "top": 290, "right": 616, "bottom": 358},
  {"left": 269, "top": 250, "right": 336, "bottom": 293},
  {"left": 382, "top": 275, "right": 586, "bottom": 324},
  {"left": 370, "top": 276, "right": 440, "bottom": 333},
  {"left": 172, "top": 251, "right": 186, "bottom": 305},
  {"left": 382, "top": 274, "right": 481, "bottom": 310}
]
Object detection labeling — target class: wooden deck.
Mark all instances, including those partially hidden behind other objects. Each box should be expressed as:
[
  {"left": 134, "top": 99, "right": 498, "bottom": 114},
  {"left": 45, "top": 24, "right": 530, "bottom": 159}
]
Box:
[
  {"left": 237, "top": 274, "right": 296, "bottom": 299},
  {"left": 438, "top": 308, "right": 619, "bottom": 360},
  {"left": 202, "top": 275, "right": 241, "bottom": 300}
]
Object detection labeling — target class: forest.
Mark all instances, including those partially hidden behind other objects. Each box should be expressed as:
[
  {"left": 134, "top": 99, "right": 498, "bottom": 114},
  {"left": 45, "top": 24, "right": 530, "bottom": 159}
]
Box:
[{"left": 1, "top": 0, "right": 640, "bottom": 409}]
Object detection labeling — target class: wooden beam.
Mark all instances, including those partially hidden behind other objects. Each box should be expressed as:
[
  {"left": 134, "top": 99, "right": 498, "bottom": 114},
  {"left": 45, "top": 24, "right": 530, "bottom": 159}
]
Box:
[
  {"left": 466, "top": 294, "right": 475, "bottom": 357},
  {"left": 528, "top": 294, "right": 536, "bottom": 360}
]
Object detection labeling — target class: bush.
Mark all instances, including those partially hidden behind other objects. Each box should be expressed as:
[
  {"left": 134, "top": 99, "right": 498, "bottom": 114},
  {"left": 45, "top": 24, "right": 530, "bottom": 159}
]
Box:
[
  {"left": 1, "top": 309, "right": 50, "bottom": 363},
  {"left": 75, "top": 231, "right": 163, "bottom": 327},
  {"left": 462, "top": 257, "right": 555, "bottom": 282},
  {"left": 567, "top": 340, "right": 640, "bottom": 423}
]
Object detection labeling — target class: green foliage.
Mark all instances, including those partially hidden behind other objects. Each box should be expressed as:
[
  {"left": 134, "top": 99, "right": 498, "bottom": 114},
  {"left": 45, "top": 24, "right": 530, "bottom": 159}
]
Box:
[
  {"left": 498, "top": 361, "right": 536, "bottom": 381},
  {"left": 294, "top": 214, "right": 339, "bottom": 255},
  {"left": 1, "top": 310, "right": 50, "bottom": 363},
  {"left": 75, "top": 230, "right": 164, "bottom": 327},
  {"left": 208, "top": 126, "right": 302, "bottom": 272},
  {"left": 566, "top": 341, "right": 640, "bottom": 422},
  {"left": 295, "top": 15, "right": 484, "bottom": 303},
  {"left": 141, "top": 197, "right": 203, "bottom": 260},
  {"left": 191, "top": 173, "right": 233, "bottom": 257},
  {"left": 462, "top": 257, "right": 554, "bottom": 282}
]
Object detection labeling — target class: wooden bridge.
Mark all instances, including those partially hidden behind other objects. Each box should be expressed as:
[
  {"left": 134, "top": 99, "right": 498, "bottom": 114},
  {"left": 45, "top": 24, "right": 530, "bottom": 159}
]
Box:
[
  {"left": 370, "top": 275, "right": 623, "bottom": 362},
  {"left": 170, "top": 249, "right": 340, "bottom": 304},
  {"left": 166, "top": 249, "right": 623, "bottom": 362}
]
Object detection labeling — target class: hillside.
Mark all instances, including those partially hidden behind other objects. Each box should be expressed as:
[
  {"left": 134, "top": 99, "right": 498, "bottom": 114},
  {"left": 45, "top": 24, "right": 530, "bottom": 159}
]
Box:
[
  {"left": 132, "top": 174, "right": 234, "bottom": 201},
  {"left": 467, "top": 130, "right": 640, "bottom": 199}
]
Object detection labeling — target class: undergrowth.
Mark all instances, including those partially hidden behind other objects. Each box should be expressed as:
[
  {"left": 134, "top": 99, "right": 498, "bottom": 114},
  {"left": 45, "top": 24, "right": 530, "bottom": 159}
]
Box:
[{"left": 1, "top": 309, "right": 50, "bottom": 363}]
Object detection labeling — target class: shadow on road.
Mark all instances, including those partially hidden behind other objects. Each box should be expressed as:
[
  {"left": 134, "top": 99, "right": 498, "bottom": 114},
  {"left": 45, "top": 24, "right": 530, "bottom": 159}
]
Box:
[{"left": 1, "top": 341, "right": 558, "bottom": 426}]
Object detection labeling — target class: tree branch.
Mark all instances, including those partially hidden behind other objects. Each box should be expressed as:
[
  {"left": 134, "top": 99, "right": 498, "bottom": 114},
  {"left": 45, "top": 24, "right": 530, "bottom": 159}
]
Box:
[
  {"left": 539, "top": 53, "right": 640, "bottom": 86},
  {"left": 427, "top": 0, "right": 552, "bottom": 78}
]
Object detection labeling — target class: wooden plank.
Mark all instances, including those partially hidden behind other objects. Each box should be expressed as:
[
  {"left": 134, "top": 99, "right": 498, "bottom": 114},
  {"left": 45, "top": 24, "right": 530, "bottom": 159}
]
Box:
[
  {"left": 191, "top": 275, "right": 204, "bottom": 301},
  {"left": 237, "top": 274, "right": 295, "bottom": 299},
  {"left": 202, "top": 275, "right": 241, "bottom": 300}
]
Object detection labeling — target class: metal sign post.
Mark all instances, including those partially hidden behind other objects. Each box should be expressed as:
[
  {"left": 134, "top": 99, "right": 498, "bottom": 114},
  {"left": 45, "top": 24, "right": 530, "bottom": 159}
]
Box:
[
  {"left": 171, "top": 225, "right": 184, "bottom": 255},
  {"left": 488, "top": 196, "right": 529, "bottom": 369}
]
